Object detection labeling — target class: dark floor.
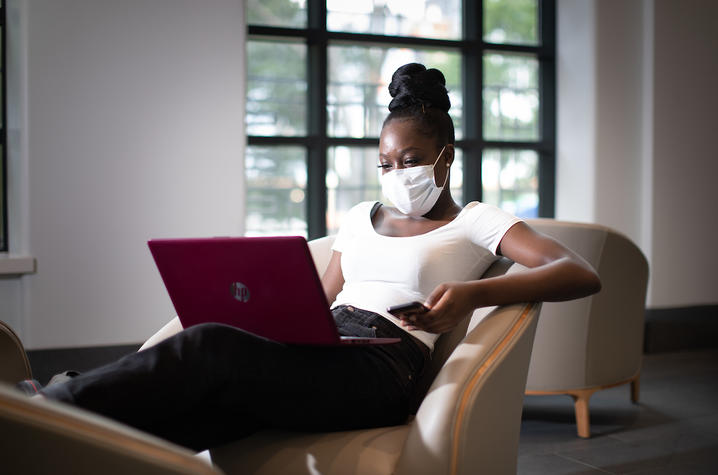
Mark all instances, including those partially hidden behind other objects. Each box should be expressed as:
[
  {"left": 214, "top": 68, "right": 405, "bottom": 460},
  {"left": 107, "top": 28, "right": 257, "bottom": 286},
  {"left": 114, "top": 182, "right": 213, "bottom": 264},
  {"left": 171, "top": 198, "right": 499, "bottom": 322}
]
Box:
[{"left": 518, "top": 349, "right": 718, "bottom": 474}]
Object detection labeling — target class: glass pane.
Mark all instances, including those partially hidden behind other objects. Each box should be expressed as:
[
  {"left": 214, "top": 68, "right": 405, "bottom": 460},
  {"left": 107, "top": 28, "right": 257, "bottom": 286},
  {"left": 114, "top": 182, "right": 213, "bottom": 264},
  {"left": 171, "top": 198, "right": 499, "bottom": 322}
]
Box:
[
  {"left": 328, "top": 45, "right": 462, "bottom": 139},
  {"left": 450, "top": 148, "right": 464, "bottom": 205},
  {"left": 482, "top": 149, "right": 538, "bottom": 218},
  {"left": 483, "top": 53, "right": 539, "bottom": 141},
  {"left": 483, "top": 0, "right": 539, "bottom": 45},
  {"left": 246, "top": 0, "right": 307, "bottom": 28},
  {"left": 327, "top": 0, "right": 461, "bottom": 40},
  {"left": 246, "top": 40, "right": 307, "bottom": 136},
  {"left": 326, "top": 146, "right": 382, "bottom": 235},
  {"left": 326, "top": 146, "right": 464, "bottom": 234},
  {"left": 245, "top": 146, "right": 308, "bottom": 237}
]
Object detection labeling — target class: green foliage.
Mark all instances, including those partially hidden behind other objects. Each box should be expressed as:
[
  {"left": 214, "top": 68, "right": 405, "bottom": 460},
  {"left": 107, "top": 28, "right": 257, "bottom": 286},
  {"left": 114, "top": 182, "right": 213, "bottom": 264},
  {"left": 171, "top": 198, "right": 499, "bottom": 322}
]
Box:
[
  {"left": 246, "top": 0, "right": 306, "bottom": 28},
  {"left": 247, "top": 40, "right": 307, "bottom": 136},
  {"left": 483, "top": 0, "right": 538, "bottom": 45}
]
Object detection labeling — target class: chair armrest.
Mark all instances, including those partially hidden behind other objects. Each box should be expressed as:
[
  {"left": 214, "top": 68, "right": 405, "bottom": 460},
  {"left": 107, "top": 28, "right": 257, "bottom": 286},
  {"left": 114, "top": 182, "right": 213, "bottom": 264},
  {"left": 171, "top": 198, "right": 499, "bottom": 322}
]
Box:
[
  {"left": 396, "top": 301, "right": 541, "bottom": 475},
  {"left": 0, "top": 383, "right": 222, "bottom": 474},
  {"left": 1, "top": 320, "right": 33, "bottom": 383}
]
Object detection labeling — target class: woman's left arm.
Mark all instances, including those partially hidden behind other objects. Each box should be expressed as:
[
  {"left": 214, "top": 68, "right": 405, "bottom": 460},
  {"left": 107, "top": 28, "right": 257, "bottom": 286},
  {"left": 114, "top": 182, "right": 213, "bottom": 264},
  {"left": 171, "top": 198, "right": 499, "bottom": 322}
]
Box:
[{"left": 403, "top": 222, "right": 602, "bottom": 334}]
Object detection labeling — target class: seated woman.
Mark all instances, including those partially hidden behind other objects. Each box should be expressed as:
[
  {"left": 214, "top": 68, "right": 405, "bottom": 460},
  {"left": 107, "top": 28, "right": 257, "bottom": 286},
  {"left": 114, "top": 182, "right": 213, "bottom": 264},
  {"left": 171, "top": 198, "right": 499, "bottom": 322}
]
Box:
[{"left": 22, "top": 63, "right": 601, "bottom": 451}]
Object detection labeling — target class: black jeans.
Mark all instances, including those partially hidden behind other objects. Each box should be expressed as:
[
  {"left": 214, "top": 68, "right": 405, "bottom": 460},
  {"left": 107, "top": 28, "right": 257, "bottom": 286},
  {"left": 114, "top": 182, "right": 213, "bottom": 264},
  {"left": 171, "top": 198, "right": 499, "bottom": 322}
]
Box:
[{"left": 41, "top": 306, "right": 429, "bottom": 451}]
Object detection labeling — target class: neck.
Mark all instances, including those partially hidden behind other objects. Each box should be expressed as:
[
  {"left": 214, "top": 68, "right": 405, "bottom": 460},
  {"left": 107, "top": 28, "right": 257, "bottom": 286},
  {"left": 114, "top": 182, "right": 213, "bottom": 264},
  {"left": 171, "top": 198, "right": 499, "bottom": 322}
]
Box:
[{"left": 422, "top": 189, "right": 461, "bottom": 220}]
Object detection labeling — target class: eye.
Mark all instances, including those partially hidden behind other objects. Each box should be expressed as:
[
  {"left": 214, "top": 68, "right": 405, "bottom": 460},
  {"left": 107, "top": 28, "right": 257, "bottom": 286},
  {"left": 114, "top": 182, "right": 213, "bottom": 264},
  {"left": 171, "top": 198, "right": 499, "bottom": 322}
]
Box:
[
  {"left": 404, "top": 157, "right": 420, "bottom": 166},
  {"left": 377, "top": 162, "right": 392, "bottom": 170}
]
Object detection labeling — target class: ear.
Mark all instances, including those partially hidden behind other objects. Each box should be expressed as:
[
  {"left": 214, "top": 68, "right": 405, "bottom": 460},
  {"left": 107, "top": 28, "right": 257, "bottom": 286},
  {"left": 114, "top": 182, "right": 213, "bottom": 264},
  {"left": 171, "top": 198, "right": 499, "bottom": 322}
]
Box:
[{"left": 444, "top": 144, "right": 455, "bottom": 167}]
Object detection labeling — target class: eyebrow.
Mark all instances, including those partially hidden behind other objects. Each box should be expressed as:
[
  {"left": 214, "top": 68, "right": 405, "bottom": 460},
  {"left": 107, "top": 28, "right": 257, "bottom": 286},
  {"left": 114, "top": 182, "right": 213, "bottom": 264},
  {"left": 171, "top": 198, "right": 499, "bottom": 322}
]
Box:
[{"left": 378, "top": 146, "right": 425, "bottom": 159}]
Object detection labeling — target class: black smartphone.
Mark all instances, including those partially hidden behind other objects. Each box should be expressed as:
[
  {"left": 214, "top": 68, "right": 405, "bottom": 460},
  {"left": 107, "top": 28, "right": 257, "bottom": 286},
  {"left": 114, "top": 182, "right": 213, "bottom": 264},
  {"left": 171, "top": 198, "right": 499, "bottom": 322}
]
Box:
[{"left": 387, "top": 301, "right": 429, "bottom": 317}]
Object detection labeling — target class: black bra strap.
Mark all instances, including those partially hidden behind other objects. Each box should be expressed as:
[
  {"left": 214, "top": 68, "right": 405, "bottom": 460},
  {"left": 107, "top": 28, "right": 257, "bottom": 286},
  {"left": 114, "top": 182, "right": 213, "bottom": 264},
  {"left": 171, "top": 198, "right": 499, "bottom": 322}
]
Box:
[{"left": 370, "top": 201, "right": 382, "bottom": 219}]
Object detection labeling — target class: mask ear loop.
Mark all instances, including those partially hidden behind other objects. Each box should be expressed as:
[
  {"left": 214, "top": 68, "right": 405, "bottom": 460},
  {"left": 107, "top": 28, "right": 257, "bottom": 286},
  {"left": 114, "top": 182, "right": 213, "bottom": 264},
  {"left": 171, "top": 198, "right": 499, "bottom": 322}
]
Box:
[{"left": 432, "top": 146, "right": 451, "bottom": 188}]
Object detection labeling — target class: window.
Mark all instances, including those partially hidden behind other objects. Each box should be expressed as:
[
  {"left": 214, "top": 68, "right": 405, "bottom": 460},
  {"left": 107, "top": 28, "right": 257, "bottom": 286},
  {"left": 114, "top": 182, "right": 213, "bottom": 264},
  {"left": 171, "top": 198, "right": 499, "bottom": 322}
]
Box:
[
  {"left": 0, "top": 0, "right": 7, "bottom": 251},
  {"left": 246, "top": 0, "right": 555, "bottom": 239}
]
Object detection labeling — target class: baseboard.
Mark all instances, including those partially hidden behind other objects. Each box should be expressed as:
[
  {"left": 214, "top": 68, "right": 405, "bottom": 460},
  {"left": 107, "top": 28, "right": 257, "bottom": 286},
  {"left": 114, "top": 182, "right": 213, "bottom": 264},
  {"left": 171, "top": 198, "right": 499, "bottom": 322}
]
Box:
[
  {"left": 644, "top": 304, "right": 718, "bottom": 354},
  {"left": 26, "top": 343, "right": 141, "bottom": 385}
]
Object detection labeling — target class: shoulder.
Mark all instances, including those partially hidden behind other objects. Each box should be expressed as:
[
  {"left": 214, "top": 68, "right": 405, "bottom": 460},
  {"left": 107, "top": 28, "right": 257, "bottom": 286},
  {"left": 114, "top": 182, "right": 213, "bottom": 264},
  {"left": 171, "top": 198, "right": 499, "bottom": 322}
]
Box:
[
  {"left": 460, "top": 201, "right": 523, "bottom": 254},
  {"left": 461, "top": 201, "right": 517, "bottom": 221}
]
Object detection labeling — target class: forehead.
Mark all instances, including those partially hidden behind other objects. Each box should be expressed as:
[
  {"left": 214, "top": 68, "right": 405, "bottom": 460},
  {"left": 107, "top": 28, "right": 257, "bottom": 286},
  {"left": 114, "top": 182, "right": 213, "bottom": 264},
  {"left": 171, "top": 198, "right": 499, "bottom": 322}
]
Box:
[{"left": 379, "top": 118, "right": 437, "bottom": 154}]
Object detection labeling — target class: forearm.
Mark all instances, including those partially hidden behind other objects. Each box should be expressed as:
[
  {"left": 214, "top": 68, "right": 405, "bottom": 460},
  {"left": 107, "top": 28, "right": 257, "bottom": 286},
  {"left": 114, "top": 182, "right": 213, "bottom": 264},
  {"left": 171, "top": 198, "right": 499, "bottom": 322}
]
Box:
[
  {"left": 403, "top": 222, "right": 602, "bottom": 334},
  {"left": 465, "top": 257, "right": 601, "bottom": 308}
]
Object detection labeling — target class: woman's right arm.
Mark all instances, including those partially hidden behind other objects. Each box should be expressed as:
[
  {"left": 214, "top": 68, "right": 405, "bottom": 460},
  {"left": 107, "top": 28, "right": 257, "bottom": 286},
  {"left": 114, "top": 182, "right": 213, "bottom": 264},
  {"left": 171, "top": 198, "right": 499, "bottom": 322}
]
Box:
[{"left": 321, "top": 251, "right": 345, "bottom": 305}]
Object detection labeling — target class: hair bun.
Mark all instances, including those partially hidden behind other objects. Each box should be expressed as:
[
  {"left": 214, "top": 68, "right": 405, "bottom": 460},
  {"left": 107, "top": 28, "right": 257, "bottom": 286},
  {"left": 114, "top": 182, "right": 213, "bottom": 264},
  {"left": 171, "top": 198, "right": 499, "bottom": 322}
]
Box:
[{"left": 388, "top": 63, "right": 451, "bottom": 113}]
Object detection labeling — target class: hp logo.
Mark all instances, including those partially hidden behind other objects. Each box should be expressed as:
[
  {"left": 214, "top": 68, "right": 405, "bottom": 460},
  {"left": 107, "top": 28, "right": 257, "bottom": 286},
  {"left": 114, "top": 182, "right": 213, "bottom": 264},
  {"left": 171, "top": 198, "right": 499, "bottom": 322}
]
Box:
[{"left": 230, "top": 282, "right": 250, "bottom": 303}]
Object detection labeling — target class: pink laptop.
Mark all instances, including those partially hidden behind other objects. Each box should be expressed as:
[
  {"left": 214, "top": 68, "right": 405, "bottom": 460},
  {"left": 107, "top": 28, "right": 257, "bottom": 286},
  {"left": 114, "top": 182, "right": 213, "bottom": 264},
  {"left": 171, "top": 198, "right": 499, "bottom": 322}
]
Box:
[{"left": 148, "top": 236, "right": 400, "bottom": 346}]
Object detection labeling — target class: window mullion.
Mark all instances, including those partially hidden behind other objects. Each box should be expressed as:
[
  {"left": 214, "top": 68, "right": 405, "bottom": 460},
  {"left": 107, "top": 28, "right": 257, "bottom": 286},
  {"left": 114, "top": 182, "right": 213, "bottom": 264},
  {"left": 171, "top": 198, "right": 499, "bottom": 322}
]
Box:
[
  {"left": 0, "top": 3, "right": 7, "bottom": 251},
  {"left": 306, "top": 0, "right": 327, "bottom": 239},
  {"left": 462, "top": 0, "right": 483, "bottom": 203},
  {"left": 538, "top": 0, "right": 556, "bottom": 217}
]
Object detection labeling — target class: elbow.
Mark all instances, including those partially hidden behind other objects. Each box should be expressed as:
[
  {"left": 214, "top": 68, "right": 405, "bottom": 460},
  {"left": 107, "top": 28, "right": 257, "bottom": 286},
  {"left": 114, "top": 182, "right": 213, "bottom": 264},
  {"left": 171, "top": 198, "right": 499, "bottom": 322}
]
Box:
[
  {"left": 580, "top": 265, "right": 602, "bottom": 297},
  {"left": 587, "top": 271, "right": 602, "bottom": 296},
  {"left": 562, "top": 259, "right": 601, "bottom": 299}
]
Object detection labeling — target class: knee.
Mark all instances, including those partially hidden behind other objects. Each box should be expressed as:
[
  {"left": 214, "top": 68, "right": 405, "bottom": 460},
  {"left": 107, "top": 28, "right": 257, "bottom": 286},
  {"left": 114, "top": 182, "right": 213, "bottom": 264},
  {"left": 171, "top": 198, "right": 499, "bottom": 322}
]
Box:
[
  {"left": 163, "top": 323, "right": 269, "bottom": 372},
  {"left": 180, "top": 323, "right": 234, "bottom": 351}
]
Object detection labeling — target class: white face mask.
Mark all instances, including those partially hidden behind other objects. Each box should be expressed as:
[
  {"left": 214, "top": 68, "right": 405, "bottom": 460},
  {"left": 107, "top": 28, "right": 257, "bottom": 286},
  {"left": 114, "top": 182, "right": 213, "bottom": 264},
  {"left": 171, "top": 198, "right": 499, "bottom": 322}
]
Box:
[{"left": 379, "top": 146, "right": 450, "bottom": 217}]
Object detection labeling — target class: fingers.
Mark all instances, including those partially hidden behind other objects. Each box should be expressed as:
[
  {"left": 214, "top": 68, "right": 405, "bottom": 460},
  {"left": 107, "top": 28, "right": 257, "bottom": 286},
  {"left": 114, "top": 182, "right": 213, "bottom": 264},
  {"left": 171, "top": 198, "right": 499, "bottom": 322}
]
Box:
[
  {"left": 398, "top": 310, "right": 425, "bottom": 331},
  {"left": 424, "top": 283, "right": 448, "bottom": 308},
  {"left": 399, "top": 308, "right": 448, "bottom": 333},
  {"left": 399, "top": 282, "right": 472, "bottom": 333}
]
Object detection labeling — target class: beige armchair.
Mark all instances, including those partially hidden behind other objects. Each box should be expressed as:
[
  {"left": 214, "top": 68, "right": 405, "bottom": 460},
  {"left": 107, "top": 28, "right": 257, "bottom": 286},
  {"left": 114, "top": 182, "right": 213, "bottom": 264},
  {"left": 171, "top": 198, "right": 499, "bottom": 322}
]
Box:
[
  {"left": 210, "top": 236, "right": 541, "bottom": 475},
  {"left": 0, "top": 320, "right": 33, "bottom": 384},
  {"left": 0, "top": 322, "right": 221, "bottom": 474},
  {"left": 1, "top": 236, "right": 542, "bottom": 475},
  {"left": 523, "top": 219, "right": 649, "bottom": 438},
  {"left": 0, "top": 384, "right": 222, "bottom": 474},
  {"left": 141, "top": 236, "right": 542, "bottom": 474}
]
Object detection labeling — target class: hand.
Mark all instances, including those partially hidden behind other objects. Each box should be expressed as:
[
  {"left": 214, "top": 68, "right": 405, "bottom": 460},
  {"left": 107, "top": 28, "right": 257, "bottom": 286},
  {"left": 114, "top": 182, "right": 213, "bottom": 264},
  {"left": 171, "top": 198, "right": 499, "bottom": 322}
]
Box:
[{"left": 399, "top": 281, "right": 479, "bottom": 334}]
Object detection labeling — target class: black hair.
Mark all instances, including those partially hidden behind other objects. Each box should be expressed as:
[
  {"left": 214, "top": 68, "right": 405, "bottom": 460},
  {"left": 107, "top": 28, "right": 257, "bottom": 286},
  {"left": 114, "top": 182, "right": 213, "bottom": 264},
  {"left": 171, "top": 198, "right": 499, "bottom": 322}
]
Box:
[{"left": 382, "top": 63, "right": 455, "bottom": 146}]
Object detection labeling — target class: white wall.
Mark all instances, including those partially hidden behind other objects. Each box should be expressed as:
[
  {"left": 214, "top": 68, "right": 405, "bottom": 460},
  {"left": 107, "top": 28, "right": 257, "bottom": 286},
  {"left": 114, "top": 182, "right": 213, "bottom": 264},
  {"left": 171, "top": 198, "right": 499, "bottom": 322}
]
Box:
[
  {"left": 556, "top": 0, "right": 648, "bottom": 245},
  {"left": 3, "top": 0, "right": 246, "bottom": 349},
  {"left": 651, "top": 0, "right": 718, "bottom": 307},
  {"left": 557, "top": 0, "right": 718, "bottom": 308}
]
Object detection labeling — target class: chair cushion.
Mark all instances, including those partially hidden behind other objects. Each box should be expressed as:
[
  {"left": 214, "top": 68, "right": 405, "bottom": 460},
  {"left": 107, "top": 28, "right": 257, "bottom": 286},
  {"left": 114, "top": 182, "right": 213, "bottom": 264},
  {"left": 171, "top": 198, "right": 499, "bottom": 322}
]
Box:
[{"left": 211, "top": 425, "right": 409, "bottom": 475}]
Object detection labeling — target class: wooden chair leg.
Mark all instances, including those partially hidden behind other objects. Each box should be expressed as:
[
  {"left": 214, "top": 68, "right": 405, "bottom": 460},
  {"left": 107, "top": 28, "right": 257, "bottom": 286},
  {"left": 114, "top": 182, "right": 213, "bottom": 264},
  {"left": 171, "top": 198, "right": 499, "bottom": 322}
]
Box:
[
  {"left": 630, "top": 374, "right": 640, "bottom": 403},
  {"left": 570, "top": 389, "right": 596, "bottom": 438},
  {"left": 528, "top": 376, "right": 640, "bottom": 439}
]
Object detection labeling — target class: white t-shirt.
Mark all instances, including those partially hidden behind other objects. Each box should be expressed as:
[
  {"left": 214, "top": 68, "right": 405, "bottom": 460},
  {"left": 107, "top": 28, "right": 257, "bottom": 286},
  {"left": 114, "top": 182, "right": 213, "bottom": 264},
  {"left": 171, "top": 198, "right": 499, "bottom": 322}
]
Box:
[{"left": 331, "top": 201, "right": 522, "bottom": 350}]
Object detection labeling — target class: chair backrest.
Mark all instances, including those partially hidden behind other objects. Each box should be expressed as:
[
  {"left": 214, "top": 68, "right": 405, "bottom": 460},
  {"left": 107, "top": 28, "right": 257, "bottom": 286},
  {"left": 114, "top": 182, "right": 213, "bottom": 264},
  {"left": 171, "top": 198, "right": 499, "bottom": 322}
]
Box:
[
  {"left": 523, "top": 219, "right": 649, "bottom": 390},
  {"left": 307, "top": 237, "right": 541, "bottom": 475},
  {"left": 0, "top": 320, "right": 33, "bottom": 384}
]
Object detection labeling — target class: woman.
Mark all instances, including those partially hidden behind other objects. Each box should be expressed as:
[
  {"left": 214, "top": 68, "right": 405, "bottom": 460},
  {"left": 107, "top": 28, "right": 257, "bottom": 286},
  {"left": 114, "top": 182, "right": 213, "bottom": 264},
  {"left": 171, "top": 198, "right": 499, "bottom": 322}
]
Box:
[{"left": 27, "top": 63, "right": 600, "bottom": 451}]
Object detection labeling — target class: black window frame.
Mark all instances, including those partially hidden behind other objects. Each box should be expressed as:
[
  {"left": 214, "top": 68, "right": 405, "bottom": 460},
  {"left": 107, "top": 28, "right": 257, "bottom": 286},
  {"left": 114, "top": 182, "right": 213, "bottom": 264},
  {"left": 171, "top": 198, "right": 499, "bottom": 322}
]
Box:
[
  {"left": 247, "top": 0, "right": 556, "bottom": 240},
  {"left": 1, "top": 1, "right": 8, "bottom": 252}
]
